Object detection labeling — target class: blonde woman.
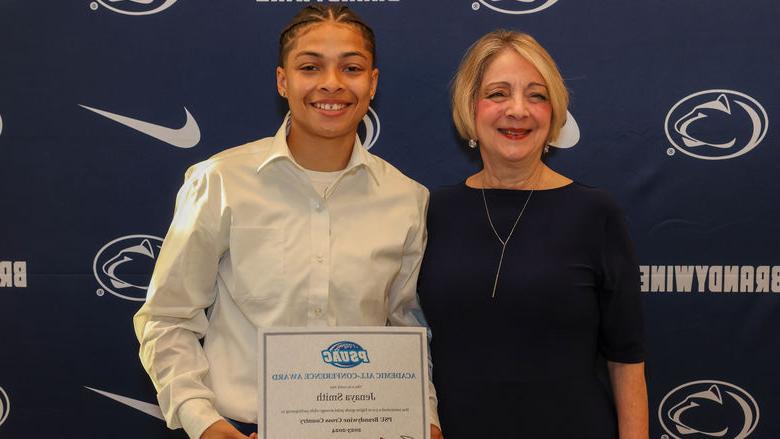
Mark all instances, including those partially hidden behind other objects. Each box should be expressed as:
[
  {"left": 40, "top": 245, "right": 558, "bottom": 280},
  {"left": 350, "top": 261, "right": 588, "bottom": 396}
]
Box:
[{"left": 418, "top": 30, "right": 648, "bottom": 438}]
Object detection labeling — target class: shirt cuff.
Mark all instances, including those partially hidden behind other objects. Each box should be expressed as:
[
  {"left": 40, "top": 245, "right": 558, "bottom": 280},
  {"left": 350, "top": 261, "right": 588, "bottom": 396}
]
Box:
[{"left": 179, "top": 398, "right": 223, "bottom": 439}]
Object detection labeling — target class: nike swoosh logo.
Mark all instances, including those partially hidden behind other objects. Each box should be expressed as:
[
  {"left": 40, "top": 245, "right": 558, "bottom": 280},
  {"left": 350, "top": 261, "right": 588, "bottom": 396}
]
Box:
[
  {"left": 79, "top": 104, "right": 201, "bottom": 148},
  {"left": 85, "top": 386, "right": 164, "bottom": 420}
]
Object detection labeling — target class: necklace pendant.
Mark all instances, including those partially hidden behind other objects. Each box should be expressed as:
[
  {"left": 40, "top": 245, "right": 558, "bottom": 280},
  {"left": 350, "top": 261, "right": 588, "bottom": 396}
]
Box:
[
  {"left": 491, "top": 244, "right": 507, "bottom": 298},
  {"left": 481, "top": 187, "right": 534, "bottom": 299}
]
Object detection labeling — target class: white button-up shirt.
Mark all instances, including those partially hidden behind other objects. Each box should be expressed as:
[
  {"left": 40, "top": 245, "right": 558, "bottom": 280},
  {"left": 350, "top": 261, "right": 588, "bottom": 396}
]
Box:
[{"left": 133, "top": 120, "right": 437, "bottom": 438}]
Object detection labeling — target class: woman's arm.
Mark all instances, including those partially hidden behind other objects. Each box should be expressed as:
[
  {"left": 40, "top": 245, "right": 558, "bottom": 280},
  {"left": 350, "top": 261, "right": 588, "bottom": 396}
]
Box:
[{"left": 607, "top": 361, "right": 648, "bottom": 439}]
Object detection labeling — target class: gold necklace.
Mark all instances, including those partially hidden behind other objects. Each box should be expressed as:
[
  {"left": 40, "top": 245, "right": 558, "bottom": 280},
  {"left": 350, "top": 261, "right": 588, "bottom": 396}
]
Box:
[{"left": 480, "top": 176, "right": 534, "bottom": 298}]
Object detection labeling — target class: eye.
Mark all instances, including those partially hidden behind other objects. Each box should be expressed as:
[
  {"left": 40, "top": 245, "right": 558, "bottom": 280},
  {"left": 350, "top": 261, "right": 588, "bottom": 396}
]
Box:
[
  {"left": 343, "top": 65, "right": 365, "bottom": 73},
  {"left": 299, "top": 64, "right": 319, "bottom": 72},
  {"left": 486, "top": 90, "right": 507, "bottom": 100},
  {"left": 528, "top": 93, "right": 549, "bottom": 103}
]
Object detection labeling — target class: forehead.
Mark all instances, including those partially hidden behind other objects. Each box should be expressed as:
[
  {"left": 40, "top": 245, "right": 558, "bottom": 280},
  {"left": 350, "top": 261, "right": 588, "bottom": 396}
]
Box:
[
  {"left": 289, "top": 21, "right": 371, "bottom": 57},
  {"left": 481, "top": 49, "right": 545, "bottom": 86}
]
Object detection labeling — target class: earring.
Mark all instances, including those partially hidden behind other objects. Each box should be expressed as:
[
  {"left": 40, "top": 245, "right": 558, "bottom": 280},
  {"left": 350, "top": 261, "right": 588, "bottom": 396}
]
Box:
[
  {"left": 281, "top": 91, "right": 287, "bottom": 98},
  {"left": 468, "top": 139, "right": 478, "bottom": 149},
  {"left": 544, "top": 144, "right": 550, "bottom": 154}
]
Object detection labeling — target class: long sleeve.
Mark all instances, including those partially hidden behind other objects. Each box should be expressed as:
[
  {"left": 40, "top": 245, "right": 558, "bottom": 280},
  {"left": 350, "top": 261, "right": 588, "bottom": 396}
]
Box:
[
  {"left": 131, "top": 125, "right": 443, "bottom": 438},
  {"left": 385, "top": 186, "right": 441, "bottom": 429},
  {"left": 133, "top": 165, "right": 228, "bottom": 438}
]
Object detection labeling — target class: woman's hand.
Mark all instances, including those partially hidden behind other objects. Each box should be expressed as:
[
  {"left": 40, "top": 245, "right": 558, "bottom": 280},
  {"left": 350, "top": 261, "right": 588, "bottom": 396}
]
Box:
[{"left": 200, "top": 420, "right": 258, "bottom": 439}]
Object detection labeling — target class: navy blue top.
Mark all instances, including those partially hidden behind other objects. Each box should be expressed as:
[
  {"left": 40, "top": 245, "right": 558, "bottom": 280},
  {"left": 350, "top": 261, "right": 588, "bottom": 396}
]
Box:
[{"left": 418, "top": 182, "right": 644, "bottom": 438}]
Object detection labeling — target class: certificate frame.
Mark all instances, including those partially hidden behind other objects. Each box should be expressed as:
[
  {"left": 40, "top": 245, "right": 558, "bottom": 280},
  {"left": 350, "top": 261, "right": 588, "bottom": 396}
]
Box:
[{"left": 258, "top": 326, "right": 430, "bottom": 439}]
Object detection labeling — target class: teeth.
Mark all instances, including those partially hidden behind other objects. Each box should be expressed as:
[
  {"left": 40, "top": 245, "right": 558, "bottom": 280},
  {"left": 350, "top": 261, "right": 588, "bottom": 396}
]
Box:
[
  {"left": 500, "top": 128, "right": 529, "bottom": 136},
  {"left": 314, "top": 103, "right": 347, "bottom": 111}
]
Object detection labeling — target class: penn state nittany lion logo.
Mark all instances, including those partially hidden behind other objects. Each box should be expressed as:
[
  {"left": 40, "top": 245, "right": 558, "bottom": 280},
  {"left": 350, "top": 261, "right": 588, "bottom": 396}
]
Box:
[
  {"left": 91, "top": 0, "right": 179, "bottom": 16},
  {"left": 93, "top": 235, "right": 164, "bottom": 301},
  {"left": 359, "top": 107, "right": 381, "bottom": 150},
  {"left": 548, "top": 110, "right": 580, "bottom": 150},
  {"left": 474, "top": 0, "right": 560, "bottom": 15},
  {"left": 665, "top": 90, "right": 768, "bottom": 160},
  {"left": 659, "top": 380, "right": 759, "bottom": 439},
  {"left": 322, "top": 341, "right": 370, "bottom": 369},
  {"left": 0, "top": 386, "right": 10, "bottom": 427}
]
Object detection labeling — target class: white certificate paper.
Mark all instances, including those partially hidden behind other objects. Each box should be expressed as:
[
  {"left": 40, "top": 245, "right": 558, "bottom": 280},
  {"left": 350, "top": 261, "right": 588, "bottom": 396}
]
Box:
[{"left": 258, "top": 326, "right": 430, "bottom": 439}]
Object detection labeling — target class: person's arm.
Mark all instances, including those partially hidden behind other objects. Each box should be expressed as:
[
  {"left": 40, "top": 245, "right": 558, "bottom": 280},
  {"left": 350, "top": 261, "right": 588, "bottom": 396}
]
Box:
[
  {"left": 133, "top": 165, "right": 229, "bottom": 439},
  {"left": 385, "top": 186, "right": 443, "bottom": 439},
  {"left": 598, "top": 198, "right": 647, "bottom": 439},
  {"left": 608, "top": 361, "right": 648, "bottom": 439}
]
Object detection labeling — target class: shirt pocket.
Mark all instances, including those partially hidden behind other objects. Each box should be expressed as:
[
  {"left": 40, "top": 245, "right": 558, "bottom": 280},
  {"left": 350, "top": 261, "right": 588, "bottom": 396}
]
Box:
[{"left": 228, "top": 226, "right": 284, "bottom": 302}]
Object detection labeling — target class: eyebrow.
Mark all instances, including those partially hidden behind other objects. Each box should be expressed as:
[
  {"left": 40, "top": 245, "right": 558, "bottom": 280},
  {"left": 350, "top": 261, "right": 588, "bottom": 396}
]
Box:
[
  {"left": 483, "top": 81, "right": 548, "bottom": 89},
  {"left": 295, "top": 51, "right": 368, "bottom": 60}
]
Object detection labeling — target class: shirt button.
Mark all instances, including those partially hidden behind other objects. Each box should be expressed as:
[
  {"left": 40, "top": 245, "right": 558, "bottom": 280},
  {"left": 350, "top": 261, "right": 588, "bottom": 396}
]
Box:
[
  {"left": 313, "top": 201, "right": 323, "bottom": 212},
  {"left": 314, "top": 307, "right": 323, "bottom": 316},
  {"left": 315, "top": 255, "right": 324, "bottom": 263}
]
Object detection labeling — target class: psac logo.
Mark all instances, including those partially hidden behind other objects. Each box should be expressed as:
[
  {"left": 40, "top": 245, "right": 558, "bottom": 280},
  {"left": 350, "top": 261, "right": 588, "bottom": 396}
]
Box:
[
  {"left": 90, "top": 0, "right": 178, "bottom": 16},
  {"left": 0, "top": 386, "right": 10, "bottom": 427},
  {"left": 472, "top": 0, "right": 560, "bottom": 15},
  {"left": 659, "top": 380, "right": 759, "bottom": 439},
  {"left": 321, "top": 341, "right": 370, "bottom": 368},
  {"left": 360, "top": 107, "right": 381, "bottom": 150},
  {"left": 0, "top": 261, "right": 27, "bottom": 288},
  {"left": 665, "top": 90, "right": 768, "bottom": 160},
  {"left": 93, "top": 235, "right": 163, "bottom": 301}
]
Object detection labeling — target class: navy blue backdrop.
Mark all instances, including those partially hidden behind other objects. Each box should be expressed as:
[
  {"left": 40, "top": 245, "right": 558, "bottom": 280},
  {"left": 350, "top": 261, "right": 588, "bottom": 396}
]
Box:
[{"left": 1, "top": 1, "right": 778, "bottom": 438}]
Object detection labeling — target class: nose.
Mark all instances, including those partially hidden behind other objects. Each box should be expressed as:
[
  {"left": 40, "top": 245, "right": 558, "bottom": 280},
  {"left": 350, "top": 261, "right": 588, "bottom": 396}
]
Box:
[
  {"left": 505, "top": 95, "right": 529, "bottom": 119},
  {"left": 319, "top": 67, "right": 344, "bottom": 93}
]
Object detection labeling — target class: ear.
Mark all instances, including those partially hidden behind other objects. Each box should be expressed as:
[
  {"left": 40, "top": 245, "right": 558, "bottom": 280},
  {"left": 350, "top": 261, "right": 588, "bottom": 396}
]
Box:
[
  {"left": 369, "top": 68, "right": 379, "bottom": 100},
  {"left": 707, "top": 385, "right": 723, "bottom": 403},
  {"left": 276, "top": 66, "right": 288, "bottom": 98},
  {"left": 138, "top": 239, "right": 155, "bottom": 257},
  {"left": 715, "top": 94, "right": 731, "bottom": 114}
]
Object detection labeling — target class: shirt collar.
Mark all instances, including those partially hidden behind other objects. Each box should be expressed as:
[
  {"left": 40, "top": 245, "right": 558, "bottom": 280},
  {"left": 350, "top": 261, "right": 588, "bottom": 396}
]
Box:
[{"left": 256, "top": 115, "right": 379, "bottom": 184}]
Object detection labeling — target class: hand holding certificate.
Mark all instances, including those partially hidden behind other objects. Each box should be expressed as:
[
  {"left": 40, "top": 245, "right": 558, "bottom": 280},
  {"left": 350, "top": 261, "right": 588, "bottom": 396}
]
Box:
[{"left": 258, "top": 327, "right": 430, "bottom": 439}]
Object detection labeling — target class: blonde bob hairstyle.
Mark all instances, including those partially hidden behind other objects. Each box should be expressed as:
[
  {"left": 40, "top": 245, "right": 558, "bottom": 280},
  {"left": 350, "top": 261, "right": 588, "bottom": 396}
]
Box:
[{"left": 451, "top": 30, "right": 569, "bottom": 145}]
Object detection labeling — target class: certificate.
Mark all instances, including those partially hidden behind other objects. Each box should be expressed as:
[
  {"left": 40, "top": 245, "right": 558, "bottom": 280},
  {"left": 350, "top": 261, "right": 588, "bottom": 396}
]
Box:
[{"left": 258, "top": 326, "right": 430, "bottom": 439}]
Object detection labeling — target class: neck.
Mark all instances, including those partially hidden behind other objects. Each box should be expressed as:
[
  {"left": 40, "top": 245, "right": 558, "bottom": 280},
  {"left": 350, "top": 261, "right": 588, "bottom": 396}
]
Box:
[
  {"left": 286, "top": 126, "right": 355, "bottom": 172},
  {"left": 479, "top": 159, "right": 547, "bottom": 190}
]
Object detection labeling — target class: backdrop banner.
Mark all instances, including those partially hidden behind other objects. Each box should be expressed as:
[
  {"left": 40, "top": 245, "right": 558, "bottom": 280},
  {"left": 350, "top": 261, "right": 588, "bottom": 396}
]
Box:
[{"left": 1, "top": 1, "right": 778, "bottom": 437}]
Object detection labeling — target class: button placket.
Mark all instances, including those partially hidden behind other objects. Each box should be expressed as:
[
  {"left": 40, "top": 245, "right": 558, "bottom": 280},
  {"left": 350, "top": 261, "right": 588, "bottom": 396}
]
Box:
[{"left": 308, "top": 196, "right": 330, "bottom": 324}]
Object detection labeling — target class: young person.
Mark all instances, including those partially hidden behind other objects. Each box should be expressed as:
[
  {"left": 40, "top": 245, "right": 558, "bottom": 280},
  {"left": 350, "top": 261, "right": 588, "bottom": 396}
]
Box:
[{"left": 134, "top": 6, "right": 442, "bottom": 439}]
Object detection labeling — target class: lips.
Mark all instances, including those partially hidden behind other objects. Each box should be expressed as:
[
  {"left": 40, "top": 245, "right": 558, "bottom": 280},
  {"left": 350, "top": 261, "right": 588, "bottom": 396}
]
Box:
[{"left": 498, "top": 127, "right": 531, "bottom": 139}]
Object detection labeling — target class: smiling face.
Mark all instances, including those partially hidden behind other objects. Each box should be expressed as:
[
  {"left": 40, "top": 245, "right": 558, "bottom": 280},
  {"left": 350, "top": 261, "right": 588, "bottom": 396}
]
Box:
[
  {"left": 277, "top": 21, "right": 378, "bottom": 149},
  {"left": 475, "top": 48, "right": 552, "bottom": 167}
]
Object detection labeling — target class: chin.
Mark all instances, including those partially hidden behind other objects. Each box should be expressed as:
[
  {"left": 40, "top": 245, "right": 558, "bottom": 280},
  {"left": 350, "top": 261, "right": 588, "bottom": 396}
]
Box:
[
  {"left": 496, "top": 147, "right": 539, "bottom": 162},
  {"left": 320, "top": 125, "right": 358, "bottom": 139}
]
